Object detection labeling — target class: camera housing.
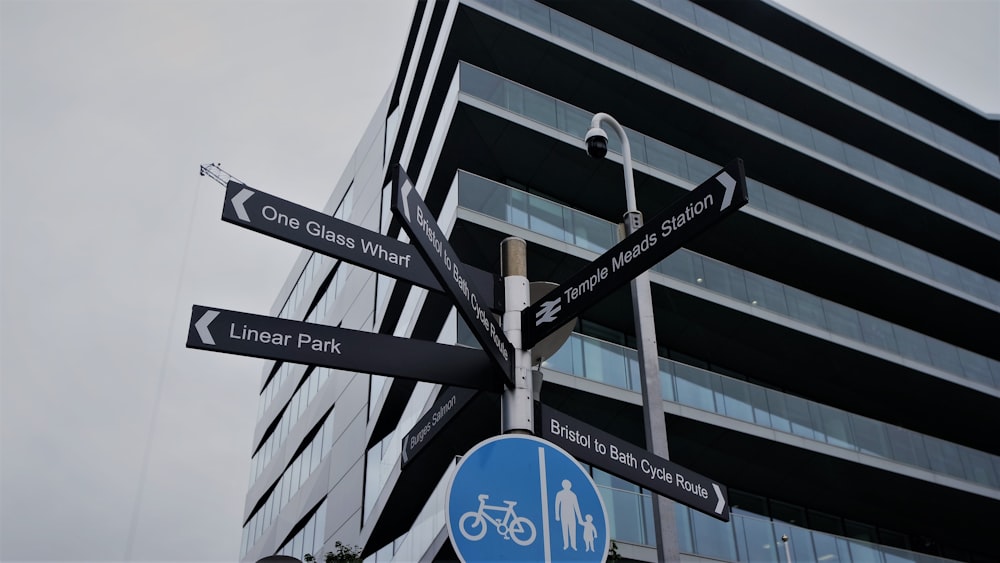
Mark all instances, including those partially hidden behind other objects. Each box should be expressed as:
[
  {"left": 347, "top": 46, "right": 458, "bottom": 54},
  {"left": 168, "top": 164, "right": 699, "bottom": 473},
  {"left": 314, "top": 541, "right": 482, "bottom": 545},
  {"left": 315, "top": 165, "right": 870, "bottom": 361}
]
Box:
[{"left": 585, "top": 127, "right": 608, "bottom": 159}]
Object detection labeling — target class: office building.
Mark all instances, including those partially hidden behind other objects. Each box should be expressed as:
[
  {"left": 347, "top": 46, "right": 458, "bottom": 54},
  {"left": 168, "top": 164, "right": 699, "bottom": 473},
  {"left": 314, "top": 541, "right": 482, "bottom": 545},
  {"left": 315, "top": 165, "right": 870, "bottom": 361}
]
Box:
[{"left": 239, "top": 1, "right": 1000, "bottom": 561}]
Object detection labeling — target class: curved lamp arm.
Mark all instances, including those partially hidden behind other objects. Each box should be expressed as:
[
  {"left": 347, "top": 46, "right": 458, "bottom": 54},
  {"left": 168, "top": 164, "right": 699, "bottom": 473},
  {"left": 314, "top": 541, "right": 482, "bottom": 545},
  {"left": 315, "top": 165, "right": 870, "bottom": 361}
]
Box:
[{"left": 589, "top": 112, "right": 637, "bottom": 214}]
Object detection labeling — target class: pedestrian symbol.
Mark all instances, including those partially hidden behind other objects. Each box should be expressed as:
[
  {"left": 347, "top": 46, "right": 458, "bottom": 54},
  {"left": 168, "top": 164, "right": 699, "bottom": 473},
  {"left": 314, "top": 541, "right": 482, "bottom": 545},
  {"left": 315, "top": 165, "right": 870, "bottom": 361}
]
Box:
[
  {"left": 555, "top": 480, "right": 585, "bottom": 551},
  {"left": 447, "top": 435, "right": 609, "bottom": 562}
]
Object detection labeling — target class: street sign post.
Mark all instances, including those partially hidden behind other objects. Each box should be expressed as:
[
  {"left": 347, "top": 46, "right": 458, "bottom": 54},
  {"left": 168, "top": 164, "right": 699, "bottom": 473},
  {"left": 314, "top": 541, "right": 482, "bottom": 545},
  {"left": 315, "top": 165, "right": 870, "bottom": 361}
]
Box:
[
  {"left": 401, "top": 387, "right": 477, "bottom": 467},
  {"left": 537, "top": 404, "right": 729, "bottom": 521},
  {"left": 522, "top": 160, "right": 748, "bottom": 348},
  {"left": 186, "top": 305, "right": 500, "bottom": 391},
  {"left": 220, "top": 181, "right": 496, "bottom": 306},
  {"left": 192, "top": 160, "right": 739, "bottom": 555},
  {"left": 391, "top": 165, "right": 514, "bottom": 388},
  {"left": 447, "top": 435, "right": 609, "bottom": 563}
]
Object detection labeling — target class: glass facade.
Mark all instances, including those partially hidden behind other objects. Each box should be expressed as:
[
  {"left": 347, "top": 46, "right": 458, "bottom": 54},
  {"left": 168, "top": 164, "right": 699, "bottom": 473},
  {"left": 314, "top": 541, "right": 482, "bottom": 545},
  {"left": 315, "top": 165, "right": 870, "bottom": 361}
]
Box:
[
  {"left": 635, "top": 0, "right": 999, "bottom": 175},
  {"left": 458, "top": 308, "right": 1000, "bottom": 492},
  {"left": 457, "top": 170, "right": 1000, "bottom": 390},
  {"left": 242, "top": 410, "right": 336, "bottom": 558},
  {"left": 474, "top": 0, "right": 1000, "bottom": 235},
  {"left": 249, "top": 367, "right": 333, "bottom": 487},
  {"left": 275, "top": 498, "right": 327, "bottom": 560},
  {"left": 458, "top": 64, "right": 1000, "bottom": 306},
  {"left": 365, "top": 453, "right": 959, "bottom": 563},
  {"left": 363, "top": 382, "right": 437, "bottom": 521},
  {"left": 539, "top": 331, "right": 1000, "bottom": 491}
]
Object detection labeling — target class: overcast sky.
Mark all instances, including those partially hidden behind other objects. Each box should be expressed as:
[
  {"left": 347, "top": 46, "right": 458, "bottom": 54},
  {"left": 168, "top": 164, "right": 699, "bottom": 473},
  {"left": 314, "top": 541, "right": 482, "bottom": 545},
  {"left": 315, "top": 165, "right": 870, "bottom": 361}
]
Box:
[{"left": 1, "top": 1, "right": 996, "bottom": 562}]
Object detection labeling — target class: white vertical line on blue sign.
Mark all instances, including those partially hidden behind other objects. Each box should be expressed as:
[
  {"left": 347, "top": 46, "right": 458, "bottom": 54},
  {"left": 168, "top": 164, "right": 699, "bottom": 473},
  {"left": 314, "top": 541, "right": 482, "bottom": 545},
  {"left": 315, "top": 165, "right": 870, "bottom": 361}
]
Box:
[{"left": 538, "top": 447, "right": 552, "bottom": 563}]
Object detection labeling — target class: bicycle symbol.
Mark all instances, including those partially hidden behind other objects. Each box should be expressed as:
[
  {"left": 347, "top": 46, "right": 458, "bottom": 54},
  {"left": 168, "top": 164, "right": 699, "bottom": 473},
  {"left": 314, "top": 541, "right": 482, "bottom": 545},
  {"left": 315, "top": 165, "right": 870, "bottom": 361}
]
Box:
[{"left": 459, "top": 494, "right": 538, "bottom": 546}]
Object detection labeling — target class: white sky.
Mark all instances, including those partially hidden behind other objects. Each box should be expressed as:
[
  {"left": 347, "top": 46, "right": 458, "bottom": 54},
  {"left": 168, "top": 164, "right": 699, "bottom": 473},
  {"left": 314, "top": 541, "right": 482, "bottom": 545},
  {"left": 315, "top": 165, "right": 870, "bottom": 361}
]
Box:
[
  {"left": 773, "top": 0, "right": 999, "bottom": 116},
  {"left": 1, "top": 1, "right": 996, "bottom": 562}
]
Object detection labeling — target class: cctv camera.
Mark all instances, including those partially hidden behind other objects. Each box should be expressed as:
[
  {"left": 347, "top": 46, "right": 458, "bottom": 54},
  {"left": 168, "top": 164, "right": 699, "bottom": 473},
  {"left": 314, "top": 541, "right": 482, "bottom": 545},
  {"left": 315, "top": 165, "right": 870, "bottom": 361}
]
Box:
[
  {"left": 781, "top": 535, "right": 789, "bottom": 543},
  {"left": 585, "top": 127, "right": 608, "bottom": 159}
]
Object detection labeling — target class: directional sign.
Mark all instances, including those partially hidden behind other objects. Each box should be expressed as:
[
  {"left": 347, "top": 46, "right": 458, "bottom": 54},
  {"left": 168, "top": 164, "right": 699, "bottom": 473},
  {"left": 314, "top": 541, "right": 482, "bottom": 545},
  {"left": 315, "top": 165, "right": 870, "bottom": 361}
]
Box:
[
  {"left": 537, "top": 404, "right": 729, "bottom": 521},
  {"left": 391, "top": 165, "right": 514, "bottom": 388},
  {"left": 401, "top": 387, "right": 477, "bottom": 467},
  {"left": 186, "top": 305, "right": 501, "bottom": 391},
  {"left": 220, "top": 181, "right": 496, "bottom": 307},
  {"left": 447, "top": 435, "right": 609, "bottom": 563},
  {"left": 522, "top": 159, "right": 748, "bottom": 349}
]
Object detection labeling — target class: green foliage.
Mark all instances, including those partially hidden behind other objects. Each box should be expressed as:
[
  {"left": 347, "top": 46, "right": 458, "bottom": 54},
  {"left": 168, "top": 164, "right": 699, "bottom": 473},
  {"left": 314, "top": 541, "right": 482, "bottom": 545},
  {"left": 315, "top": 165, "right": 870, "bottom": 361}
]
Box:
[
  {"left": 304, "top": 541, "right": 362, "bottom": 563},
  {"left": 607, "top": 540, "right": 622, "bottom": 562}
]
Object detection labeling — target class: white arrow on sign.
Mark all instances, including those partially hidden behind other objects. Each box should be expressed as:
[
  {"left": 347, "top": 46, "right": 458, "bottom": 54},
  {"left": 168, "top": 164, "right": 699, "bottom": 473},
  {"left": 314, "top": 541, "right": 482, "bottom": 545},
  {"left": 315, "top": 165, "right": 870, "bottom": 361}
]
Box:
[
  {"left": 195, "top": 310, "right": 219, "bottom": 345},
  {"left": 399, "top": 178, "right": 413, "bottom": 222},
  {"left": 713, "top": 483, "right": 726, "bottom": 515},
  {"left": 718, "top": 172, "right": 736, "bottom": 211},
  {"left": 231, "top": 188, "right": 255, "bottom": 222}
]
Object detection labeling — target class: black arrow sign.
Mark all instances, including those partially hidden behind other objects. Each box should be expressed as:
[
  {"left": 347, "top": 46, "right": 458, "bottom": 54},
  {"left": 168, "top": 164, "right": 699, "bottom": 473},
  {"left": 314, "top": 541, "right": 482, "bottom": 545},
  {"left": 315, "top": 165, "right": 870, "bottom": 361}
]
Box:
[
  {"left": 401, "top": 387, "right": 477, "bottom": 467},
  {"left": 522, "top": 159, "right": 748, "bottom": 349},
  {"left": 391, "top": 165, "right": 514, "bottom": 388},
  {"left": 537, "top": 404, "right": 730, "bottom": 521},
  {"left": 186, "top": 305, "right": 501, "bottom": 392},
  {"left": 221, "top": 181, "right": 496, "bottom": 308}
]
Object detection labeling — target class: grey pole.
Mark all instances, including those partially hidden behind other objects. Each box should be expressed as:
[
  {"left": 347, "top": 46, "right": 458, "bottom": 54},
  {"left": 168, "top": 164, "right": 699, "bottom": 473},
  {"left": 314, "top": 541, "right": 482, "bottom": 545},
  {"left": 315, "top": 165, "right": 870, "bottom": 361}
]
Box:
[
  {"left": 589, "top": 113, "right": 680, "bottom": 561},
  {"left": 501, "top": 237, "right": 533, "bottom": 434},
  {"left": 782, "top": 534, "right": 793, "bottom": 563}
]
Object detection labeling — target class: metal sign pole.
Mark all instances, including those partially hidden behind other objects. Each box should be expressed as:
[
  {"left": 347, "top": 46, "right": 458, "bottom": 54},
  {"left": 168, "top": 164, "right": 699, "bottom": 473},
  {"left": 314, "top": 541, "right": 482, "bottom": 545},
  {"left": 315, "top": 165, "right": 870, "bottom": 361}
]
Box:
[
  {"left": 501, "top": 237, "right": 533, "bottom": 434},
  {"left": 624, "top": 211, "right": 680, "bottom": 562}
]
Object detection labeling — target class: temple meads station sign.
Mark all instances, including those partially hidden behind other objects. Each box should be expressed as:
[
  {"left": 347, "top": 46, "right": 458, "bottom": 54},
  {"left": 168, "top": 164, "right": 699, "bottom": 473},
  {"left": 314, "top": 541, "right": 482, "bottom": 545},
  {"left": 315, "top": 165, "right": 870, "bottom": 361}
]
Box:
[
  {"left": 186, "top": 306, "right": 500, "bottom": 391},
  {"left": 522, "top": 159, "right": 748, "bottom": 349},
  {"left": 220, "top": 181, "right": 495, "bottom": 306},
  {"left": 391, "top": 165, "right": 514, "bottom": 388},
  {"left": 537, "top": 404, "right": 730, "bottom": 521}
]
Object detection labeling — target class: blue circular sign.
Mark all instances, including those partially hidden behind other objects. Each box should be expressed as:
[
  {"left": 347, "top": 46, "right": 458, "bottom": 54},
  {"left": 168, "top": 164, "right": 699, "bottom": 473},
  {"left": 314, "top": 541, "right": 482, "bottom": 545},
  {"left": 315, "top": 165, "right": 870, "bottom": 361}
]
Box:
[{"left": 446, "top": 435, "right": 609, "bottom": 563}]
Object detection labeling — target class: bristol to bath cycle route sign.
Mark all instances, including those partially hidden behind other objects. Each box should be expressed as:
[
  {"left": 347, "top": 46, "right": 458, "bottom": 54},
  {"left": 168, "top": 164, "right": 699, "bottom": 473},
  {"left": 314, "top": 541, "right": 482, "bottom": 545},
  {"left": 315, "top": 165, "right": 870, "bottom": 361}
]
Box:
[
  {"left": 537, "top": 404, "right": 729, "bottom": 521},
  {"left": 447, "top": 435, "right": 609, "bottom": 563},
  {"left": 391, "top": 165, "right": 514, "bottom": 388}
]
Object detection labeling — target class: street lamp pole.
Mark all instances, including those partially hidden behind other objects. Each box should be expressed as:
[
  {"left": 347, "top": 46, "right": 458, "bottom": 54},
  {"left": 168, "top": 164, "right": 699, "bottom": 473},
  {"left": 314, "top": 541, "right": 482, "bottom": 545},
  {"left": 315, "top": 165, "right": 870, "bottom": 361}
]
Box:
[{"left": 587, "top": 112, "right": 680, "bottom": 562}]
